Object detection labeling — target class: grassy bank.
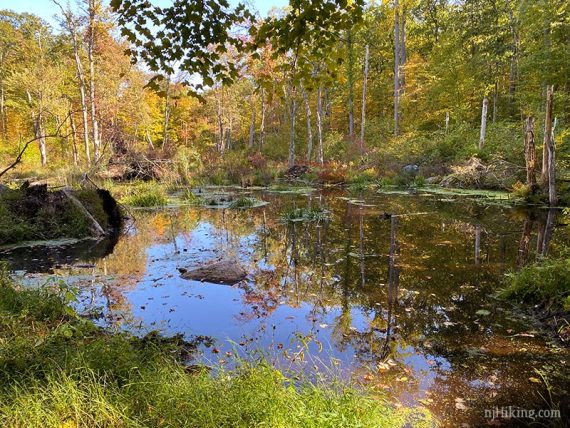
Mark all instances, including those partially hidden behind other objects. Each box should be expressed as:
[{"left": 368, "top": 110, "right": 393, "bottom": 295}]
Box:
[
  {"left": 0, "top": 185, "right": 119, "bottom": 246},
  {"left": 0, "top": 266, "right": 433, "bottom": 427},
  {"left": 501, "top": 255, "right": 570, "bottom": 341}
]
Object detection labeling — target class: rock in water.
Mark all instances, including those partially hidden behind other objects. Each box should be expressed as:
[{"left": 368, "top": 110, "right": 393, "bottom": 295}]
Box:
[
  {"left": 180, "top": 259, "right": 247, "bottom": 284},
  {"left": 403, "top": 164, "right": 420, "bottom": 176}
]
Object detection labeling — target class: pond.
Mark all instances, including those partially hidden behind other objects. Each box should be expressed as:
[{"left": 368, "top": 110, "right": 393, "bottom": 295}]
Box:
[{"left": 2, "top": 188, "right": 569, "bottom": 426}]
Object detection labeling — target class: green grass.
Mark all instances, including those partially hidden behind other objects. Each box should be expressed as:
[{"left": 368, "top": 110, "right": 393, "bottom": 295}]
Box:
[
  {"left": 228, "top": 196, "right": 257, "bottom": 209},
  {"left": 0, "top": 188, "right": 108, "bottom": 245},
  {"left": 0, "top": 266, "right": 433, "bottom": 428},
  {"left": 123, "top": 183, "right": 168, "bottom": 207},
  {"left": 280, "top": 207, "right": 331, "bottom": 223},
  {"left": 501, "top": 256, "right": 570, "bottom": 312}
]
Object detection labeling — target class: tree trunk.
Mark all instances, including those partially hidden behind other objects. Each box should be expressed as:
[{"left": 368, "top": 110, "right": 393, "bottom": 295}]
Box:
[
  {"left": 445, "top": 111, "right": 450, "bottom": 133},
  {"left": 36, "top": 111, "right": 47, "bottom": 167},
  {"left": 288, "top": 86, "right": 297, "bottom": 168},
  {"left": 216, "top": 87, "right": 224, "bottom": 154},
  {"left": 508, "top": 8, "right": 519, "bottom": 102},
  {"left": 69, "top": 110, "right": 79, "bottom": 166},
  {"left": 524, "top": 116, "right": 537, "bottom": 193},
  {"left": 259, "top": 88, "right": 266, "bottom": 150},
  {"left": 360, "top": 44, "right": 369, "bottom": 153},
  {"left": 479, "top": 97, "right": 488, "bottom": 150},
  {"left": 394, "top": 0, "right": 400, "bottom": 136},
  {"left": 225, "top": 127, "right": 231, "bottom": 153},
  {"left": 303, "top": 89, "right": 313, "bottom": 162},
  {"left": 248, "top": 94, "right": 256, "bottom": 149},
  {"left": 316, "top": 86, "right": 324, "bottom": 165},
  {"left": 492, "top": 80, "right": 498, "bottom": 122},
  {"left": 324, "top": 88, "right": 331, "bottom": 131},
  {"left": 88, "top": 0, "right": 100, "bottom": 162},
  {"left": 399, "top": 8, "right": 406, "bottom": 91},
  {"left": 541, "top": 85, "right": 556, "bottom": 206},
  {"left": 162, "top": 76, "right": 171, "bottom": 149},
  {"left": 347, "top": 29, "right": 355, "bottom": 139},
  {"left": 0, "top": 85, "right": 6, "bottom": 142},
  {"left": 71, "top": 28, "right": 90, "bottom": 164}
]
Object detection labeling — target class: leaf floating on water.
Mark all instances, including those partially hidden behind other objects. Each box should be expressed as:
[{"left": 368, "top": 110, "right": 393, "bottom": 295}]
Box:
[
  {"left": 377, "top": 362, "right": 390, "bottom": 371},
  {"left": 454, "top": 397, "right": 468, "bottom": 410},
  {"left": 475, "top": 309, "right": 491, "bottom": 316}
]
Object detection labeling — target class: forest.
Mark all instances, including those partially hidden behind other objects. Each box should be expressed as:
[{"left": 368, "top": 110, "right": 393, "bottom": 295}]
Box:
[{"left": 0, "top": 0, "right": 569, "bottom": 427}]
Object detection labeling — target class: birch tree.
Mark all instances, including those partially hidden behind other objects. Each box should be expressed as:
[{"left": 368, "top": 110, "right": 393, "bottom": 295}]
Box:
[
  {"left": 54, "top": 0, "right": 91, "bottom": 164},
  {"left": 87, "top": 0, "right": 101, "bottom": 162},
  {"left": 360, "top": 44, "right": 369, "bottom": 152}
]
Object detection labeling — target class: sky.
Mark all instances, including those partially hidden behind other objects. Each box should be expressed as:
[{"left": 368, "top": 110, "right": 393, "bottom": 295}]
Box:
[{"left": 2, "top": 0, "right": 289, "bottom": 27}]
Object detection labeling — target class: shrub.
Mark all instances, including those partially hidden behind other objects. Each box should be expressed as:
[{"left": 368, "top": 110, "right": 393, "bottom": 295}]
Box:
[{"left": 501, "top": 256, "right": 570, "bottom": 312}]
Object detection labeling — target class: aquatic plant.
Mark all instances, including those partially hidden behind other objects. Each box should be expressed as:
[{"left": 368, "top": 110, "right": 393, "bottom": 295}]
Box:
[
  {"left": 228, "top": 196, "right": 257, "bottom": 209},
  {"left": 280, "top": 207, "right": 330, "bottom": 223}
]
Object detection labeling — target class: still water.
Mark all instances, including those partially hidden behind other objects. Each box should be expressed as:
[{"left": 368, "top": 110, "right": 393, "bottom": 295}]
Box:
[{"left": 2, "top": 188, "right": 569, "bottom": 426}]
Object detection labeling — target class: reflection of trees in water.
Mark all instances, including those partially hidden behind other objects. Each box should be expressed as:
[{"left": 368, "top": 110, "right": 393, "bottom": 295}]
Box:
[
  {"left": 517, "top": 209, "right": 557, "bottom": 268},
  {"left": 78, "top": 193, "right": 568, "bottom": 422}
]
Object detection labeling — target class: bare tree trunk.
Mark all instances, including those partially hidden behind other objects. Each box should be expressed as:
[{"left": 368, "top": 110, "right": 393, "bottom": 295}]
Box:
[
  {"left": 288, "top": 85, "right": 297, "bottom": 167},
  {"left": 523, "top": 116, "right": 537, "bottom": 192},
  {"left": 316, "top": 86, "right": 324, "bottom": 165},
  {"left": 146, "top": 130, "right": 154, "bottom": 151},
  {"left": 479, "top": 97, "right": 488, "bottom": 150},
  {"left": 0, "top": 86, "right": 6, "bottom": 142},
  {"left": 324, "top": 88, "right": 331, "bottom": 131},
  {"left": 216, "top": 87, "right": 224, "bottom": 154},
  {"left": 70, "top": 25, "right": 90, "bottom": 164},
  {"left": 69, "top": 110, "right": 79, "bottom": 166},
  {"left": 87, "top": 0, "right": 100, "bottom": 162},
  {"left": 492, "top": 80, "right": 498, "bottom": 122},
  {"left": 347, "top": 29, "right": 354, "bottom": 139},
  {"left": 508, "top": 8, "right": 519, "bottom": 102},
  {"left": 248, "top": 94, "right": 256, "bottom": 149},
  {"left": 541, "top": 85, "right": 555, "bottom": 206},
  {"left": 394, "top": 0, "right": 400, "bottom": 136},
  {"left": 360, "top": 44, "right": 369, "bottom": 153},
  {"left": 37, "top": 111, "right": 47, "bottom": 167},
  {"left": 303, "top": 88, "right": 313, "bottom": 162},
  {"left": 225, "top": 127, "right": 231, "bottom": 153},
  {"left": 259, "top": 88, "right": 266, "bottom": 150},
  {"left": 162, "top": 76, "right": 171, "bottom": 149},
  {"left": 399, "top": 8, "right": 406, "bottom": 91},
  {"left": 26, "top": 90, "right": 47, "bottom": 167},
  {"left": 445, "top": 111, "right": 450, "bottom": 133}
]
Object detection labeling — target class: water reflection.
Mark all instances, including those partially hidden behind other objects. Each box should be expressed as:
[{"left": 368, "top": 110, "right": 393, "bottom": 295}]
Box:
[{"left": 2, "top": 190, "right": 569, "bottom": 426}]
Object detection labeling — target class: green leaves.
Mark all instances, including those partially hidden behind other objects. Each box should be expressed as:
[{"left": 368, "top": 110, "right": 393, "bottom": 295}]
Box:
[{"left": 111, "top": 0, "right": 365, "bottom": 96}]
